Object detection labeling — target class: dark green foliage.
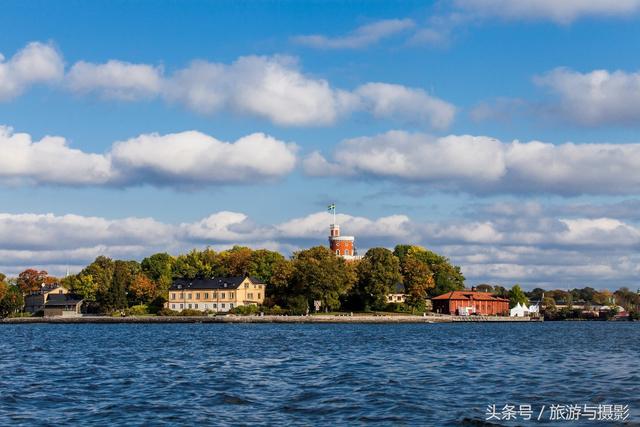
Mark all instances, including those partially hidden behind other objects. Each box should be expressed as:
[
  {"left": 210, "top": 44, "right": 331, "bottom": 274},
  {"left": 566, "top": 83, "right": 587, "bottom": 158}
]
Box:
[{"left": 354, "top": 248, "right": 402, "bottom": 311}]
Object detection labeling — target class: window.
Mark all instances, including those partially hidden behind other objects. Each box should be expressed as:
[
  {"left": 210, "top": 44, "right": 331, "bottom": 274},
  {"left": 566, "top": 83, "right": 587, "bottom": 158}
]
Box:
[
  {"left": 248, "top": 293, "right": 253, "bottom": 299},
  {"left": 257, "top": 293, "right": 261, "bottom": 299},
  {"left": 171, "top": 304, "right": 176, "bottom": 309},
  {"left": 212, "top": 291, "right": 217, "bottom": 298},
  {"left": 245, "top": 283, "right": 249, "bottom": 288},
  {"left": 230, "top": 292, "right": 234, "bottom": 299},
  {"left": 195, "top": 293, "right": 200, "bottom": 300},
  {"left": 220, "top": 293, "right": 225, "bottom": 299},
  {"left": 230, "top": 303, "right": 234, "bottom": 309},
  {"left": 221, "top": 303, "right": 226, "bottom": 308},
  {"left": 171, "top": 293, "right": 176, "bottom": 300},
  {"left": 194, "top": 304, "right": 198, "bottom": 309},
  {"left": 180, "top": 304, "right": 183, "bottom": 309},
  {"left": 204, "top": 293, "right": 209, "bottom": 299},
  {"left": 187, "top": 293, "right": 192, "bottom": 300},
  {"left": 188, "top": 304, "right": 192, "bottom": 309},
  {"left": 336, "top": 249, "right": 339, "bottom": 255},
  {"left": 213, "top": 303, "right": 217, "bottom": 308}
]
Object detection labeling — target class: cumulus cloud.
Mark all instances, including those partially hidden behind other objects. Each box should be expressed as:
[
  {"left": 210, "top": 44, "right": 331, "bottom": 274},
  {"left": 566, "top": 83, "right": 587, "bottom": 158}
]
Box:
[
  {"left": 534, "top": 67, "right": 640, "bottom": 126},
  {"left": 455, "top": 0, "right": 640, "bottom": 24},
  {"left": 3, "top": 208, "right": 640, "bottom": 288},
  {"left": 292, "top": 18, "right": 415, "bottom": 49},
  {"left": 0, "top": 42, "right": 455, "bottom": 129},
  {"left": 0, "top": 126, "right": 296, "bottom": 187},
  {"left": 354, "top": 83, "right": 456, "bottom": 129},
  {"left": 0, "top": 42, "right": 64, "bottom": 101},
  {"left": 304, "top": 130, "right": 640, "bottom": 195},
  {"left": 67, "top": 60, "right": 163, "bottom": 100}
]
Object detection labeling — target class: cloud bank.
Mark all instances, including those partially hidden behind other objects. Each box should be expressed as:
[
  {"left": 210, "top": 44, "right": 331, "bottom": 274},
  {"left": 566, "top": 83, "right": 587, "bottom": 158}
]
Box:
[
  {"left": 304, "top": 130, "right": 640, "bottom": 195},
  {"left": 0, "top": 43, "right": 455, "bottom": 129},
  {"left": 0, "top": 126, "right": 297, "bottom": 187}
]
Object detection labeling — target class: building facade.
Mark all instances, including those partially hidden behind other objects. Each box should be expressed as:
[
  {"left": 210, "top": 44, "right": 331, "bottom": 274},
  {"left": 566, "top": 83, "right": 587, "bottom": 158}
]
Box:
[
  {"left": 432, "top": 290, "right": 509, "bottom": 316},
  {"left": 167, "top": 276, "right": 266, "bottom": 312},
  {"left": 24, "top": 284, "right": 68, "bottom": 314},
  {"left": 44, "top": 293, "right": 83, "bottom": 317}
]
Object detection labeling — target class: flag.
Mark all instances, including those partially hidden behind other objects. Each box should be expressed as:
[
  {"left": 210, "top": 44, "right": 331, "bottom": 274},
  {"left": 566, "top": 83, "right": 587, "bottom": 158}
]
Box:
[{"left": 327, "top": 203, "right": 335, "bottom": 212}]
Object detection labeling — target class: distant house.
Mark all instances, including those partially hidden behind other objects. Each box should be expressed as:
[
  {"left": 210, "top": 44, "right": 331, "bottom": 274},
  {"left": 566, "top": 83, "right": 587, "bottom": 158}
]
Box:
[
  {"left": 44, "top": 293, "right": 84, "bottom": 317},
  {"left": 24, "top": 284, "right": 69, "bottom": 314},
  {"left": 167, "top": 276, "right": 266, "bottom": 313},
  {"left": 432, "top": 289, "right": 509, "bottom": 316},
  {"left": 386, "top": 283, "right": 406, "bottom": 304}
]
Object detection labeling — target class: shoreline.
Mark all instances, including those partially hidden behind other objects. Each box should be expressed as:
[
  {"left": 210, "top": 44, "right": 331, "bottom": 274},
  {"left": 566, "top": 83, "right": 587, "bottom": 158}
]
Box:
[{"left": 1, "top": 314, "right": 541, "bottom": 324}]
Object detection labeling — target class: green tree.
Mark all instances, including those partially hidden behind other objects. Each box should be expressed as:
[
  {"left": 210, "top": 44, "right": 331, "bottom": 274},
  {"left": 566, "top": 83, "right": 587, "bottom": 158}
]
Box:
[
  {"left": 61, "top": 274, "right": 98, "bottom": 301},
  {"left": 400, "top": 256, "right": 433, "bottom": 310},
  {"left": 355, "top": 248, "right": 403, "bottom": 311},
  {"left": 141, "top": 252, "right": 174, "bottom": 295},
  {"left": 289, "top": 246, "right": 356, "bottom": 311},
  {"left": 0, "top": 285, "right": 24, "bottom": 317},
  {"left": 509, "top": 284, "right": 529, "bottom": 308},
  {"left": 393, "top": 245, "right": 464, "bottom": 297},
  {"left": 248, "top": 249, "right": 286, "bottom": 283}
]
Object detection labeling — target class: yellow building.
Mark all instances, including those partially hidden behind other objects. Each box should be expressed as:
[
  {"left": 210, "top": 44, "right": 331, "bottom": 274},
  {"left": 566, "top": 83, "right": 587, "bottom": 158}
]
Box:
[
  {"left": 386, "top": 283, "right": 406, "bottom": 304},
  {"left": 167, "top": 276, "right": 266, "bottom": 312},
  {"left": 24, "top": 284, "right": 69, "bottom": 313}
]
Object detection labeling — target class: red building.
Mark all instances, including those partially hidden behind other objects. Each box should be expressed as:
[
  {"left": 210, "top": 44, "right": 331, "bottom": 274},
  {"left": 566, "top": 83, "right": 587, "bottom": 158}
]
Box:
[{"left": 432, "top": 289, "right": 509, "bottom": 316}]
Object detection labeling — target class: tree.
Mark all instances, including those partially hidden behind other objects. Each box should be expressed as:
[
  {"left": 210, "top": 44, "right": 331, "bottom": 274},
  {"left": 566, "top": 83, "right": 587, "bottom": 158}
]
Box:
[
  {"left": 248, "top": 249, "right": 286, "bottom": 283},
  {"left": 475, "top": 284, "right": 494, "bottom": 293},
  {"left": 264, "top": 258, "right": 294, "bottom": 305},
  {"left": 509, "top": 284, "right": 528, "bottom": 308},
  {"left": 219, "top": 246, "right": 254, "bottom": 276},
  {"left": 355, "top": 248, "right": 403, "bottom": 311},
  {"left": 289, "top": 246, "right": 356, "bottom": 311},
  {"left": 61, "top": 274, "right": 98, "bottom": 301},
  {"left": 141, "top": 253, "right": 174, "bottom": 295},
  {"left": 16, "top": 269, "right": 50, "bottom": 294},
  {"left": 129, "top": 273, "right": 157, "bottom": 305},
  {"left": 401, "top": 256, "right": 434, "bottom": 310},
  {"left": 393, "top": 245, "right": 464, "bottom": 297},
  {"left": 0, "top": 285, "right": 24, "bottom": 317},
  {"left": 101, "top": 260, "right": 139, "bottom": 311}
]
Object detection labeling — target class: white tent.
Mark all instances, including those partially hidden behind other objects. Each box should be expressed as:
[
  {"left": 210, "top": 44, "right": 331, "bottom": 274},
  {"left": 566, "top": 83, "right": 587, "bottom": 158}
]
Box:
[{"left": 510, "top": 302, "right": 528, "bottom": 317}]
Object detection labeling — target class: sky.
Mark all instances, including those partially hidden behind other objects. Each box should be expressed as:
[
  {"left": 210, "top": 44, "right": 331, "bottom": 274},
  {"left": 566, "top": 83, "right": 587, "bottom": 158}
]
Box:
[{"left": 2, "top": 0, "right": 640, "bottom": 290}]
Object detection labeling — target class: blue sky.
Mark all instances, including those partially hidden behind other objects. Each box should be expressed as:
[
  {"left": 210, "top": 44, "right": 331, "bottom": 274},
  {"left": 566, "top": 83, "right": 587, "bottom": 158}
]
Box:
[{"left": 2, "top": 0, "right": 640, "bottom": 290}]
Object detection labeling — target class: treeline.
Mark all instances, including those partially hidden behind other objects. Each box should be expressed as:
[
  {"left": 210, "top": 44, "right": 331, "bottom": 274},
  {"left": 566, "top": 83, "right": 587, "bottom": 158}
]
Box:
[
  {"left": 474, "top": 283, "right": 640, "bottom": 320},
  {"left": 1, "top": 244, "right": 465, "bottom": 315}
]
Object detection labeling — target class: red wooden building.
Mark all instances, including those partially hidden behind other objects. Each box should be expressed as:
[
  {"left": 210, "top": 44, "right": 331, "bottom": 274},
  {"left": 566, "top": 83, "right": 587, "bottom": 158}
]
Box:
[{"left": 432, "top": 290, "right": 509, "bottom": 316}]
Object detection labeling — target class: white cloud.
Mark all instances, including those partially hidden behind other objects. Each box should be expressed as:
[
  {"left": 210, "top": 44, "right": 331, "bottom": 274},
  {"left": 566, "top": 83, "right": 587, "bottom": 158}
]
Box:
[
  {"left": 0, "top": 42, "right": 64, "bottom": 101},
  {"left": 455, "top": 0, "right": 640, "bottom": 24},
  {"left": 164, "top": 55, "right": 449, "bottom": 128},
  {"left": 535, "top": 67, "right": 640, "bottom": 126},
  {"left": 293, "top": 18, "right": 415, "bottom": 49},
  {"left": 0, "top": 126, "right": 297, "bottom": 187},
  {"left": 110, "top": 130, "right": 297, "bottom": 185},
  {"left": 0, "top": 126, "right": 112, "bottom": 185},
  {"left": 355, "top": 83, "right": 456, "bottom": 129},
  {"left": 67, "top": 60, "right": 163, "bottom": 100},
  {"left": 305, "top": 130, "right": 640, "bottom": 195},
  {"left": 0, "top": 42, "right": 455, "bottom": 129}
]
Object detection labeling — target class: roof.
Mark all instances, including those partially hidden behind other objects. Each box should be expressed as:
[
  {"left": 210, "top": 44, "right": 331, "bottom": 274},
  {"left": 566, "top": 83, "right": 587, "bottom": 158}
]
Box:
[
  {"left": 432, "top": 290, "right": 509, "bottom": 302},
  {"left": 45, "top": 293, "right": 83, "bottom": 307},
  {"left": 169, "top": 276, "right": 264, "bottom": 291}
]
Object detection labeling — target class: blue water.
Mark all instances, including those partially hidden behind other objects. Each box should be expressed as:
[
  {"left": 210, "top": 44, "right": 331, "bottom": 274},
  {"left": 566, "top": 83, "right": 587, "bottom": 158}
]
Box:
[{"left": 0, "top": 322, "right": 638, "bottom": 426}]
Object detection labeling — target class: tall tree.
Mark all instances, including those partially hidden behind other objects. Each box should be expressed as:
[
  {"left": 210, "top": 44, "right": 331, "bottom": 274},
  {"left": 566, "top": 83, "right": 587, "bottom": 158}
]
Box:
[
  {"left": 0, "top": 285, "right": 24, "bottom": 317},
  {"left": 289, "top": 246, "right": 356, "bottom": 311},
  {"left": 129, "top": 273, "right": 157, "bottom": 305},
  {"left": 141, "top": 252, "right": 174, "bottom": 295},
  {"left": 355, "top": 248, "right": 403, "bottom": 310},
  {"left": 509, "top": 284, "right": 529, "bottom": 308},
  {"left": 393, "top": 245, "right": 464, "bottom": 297},
  {"left": 400, "top": 256, "right": 434, "bottom": 310}
]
